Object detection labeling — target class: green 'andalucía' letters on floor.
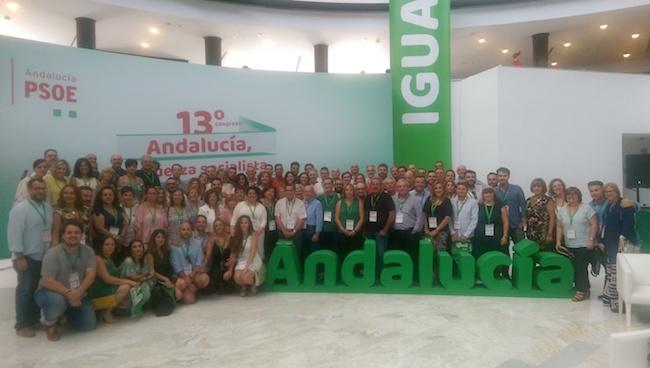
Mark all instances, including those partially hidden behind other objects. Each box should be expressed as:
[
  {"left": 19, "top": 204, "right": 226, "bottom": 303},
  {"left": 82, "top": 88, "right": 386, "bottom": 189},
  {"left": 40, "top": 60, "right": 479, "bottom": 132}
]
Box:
[{"left": 264, "top": 239, "right": 574, "bottom": 298}]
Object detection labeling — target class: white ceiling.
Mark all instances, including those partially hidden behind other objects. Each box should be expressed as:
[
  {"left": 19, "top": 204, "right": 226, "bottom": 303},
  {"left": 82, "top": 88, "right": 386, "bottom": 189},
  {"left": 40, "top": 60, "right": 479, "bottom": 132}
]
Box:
[{"left": 1, "top": 0, "right": 649, "bottom": 77}]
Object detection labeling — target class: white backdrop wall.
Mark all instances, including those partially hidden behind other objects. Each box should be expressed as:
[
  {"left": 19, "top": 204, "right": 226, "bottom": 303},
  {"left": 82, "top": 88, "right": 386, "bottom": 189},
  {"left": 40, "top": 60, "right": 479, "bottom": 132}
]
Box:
[{"left": 453, "top": 66, "right": 650, "bottom": 199}]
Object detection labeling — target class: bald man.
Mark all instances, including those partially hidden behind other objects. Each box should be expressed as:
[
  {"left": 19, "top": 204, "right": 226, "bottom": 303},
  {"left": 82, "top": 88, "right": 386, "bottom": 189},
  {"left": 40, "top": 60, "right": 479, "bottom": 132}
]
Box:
[{"left": 137, "top": 154, "right": 161, "bottom": 188}]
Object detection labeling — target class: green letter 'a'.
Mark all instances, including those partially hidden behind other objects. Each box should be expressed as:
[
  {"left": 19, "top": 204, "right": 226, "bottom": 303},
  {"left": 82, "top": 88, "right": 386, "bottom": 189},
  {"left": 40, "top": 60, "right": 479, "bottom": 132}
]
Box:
[
  {"left": 265, "top": 240, "right": 301, "bottom": 290},
  {"left": 534, "top": 252, "right": 574, "bottom": 294}
]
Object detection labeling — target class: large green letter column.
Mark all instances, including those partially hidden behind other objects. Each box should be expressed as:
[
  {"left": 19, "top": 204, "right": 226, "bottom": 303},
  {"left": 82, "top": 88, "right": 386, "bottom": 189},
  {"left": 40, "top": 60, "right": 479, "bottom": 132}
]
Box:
[{"left": 390, "top": 0, "right": 451, "bottom": 168}]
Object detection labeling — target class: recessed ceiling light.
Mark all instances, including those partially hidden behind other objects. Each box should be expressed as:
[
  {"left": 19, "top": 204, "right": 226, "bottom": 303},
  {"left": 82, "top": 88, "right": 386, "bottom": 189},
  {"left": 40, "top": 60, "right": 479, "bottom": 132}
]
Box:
[
  {"left": 551, "top": 61, "right": 558, "bottom": 66},
  {"left": 501, "top": 48, "right": 509, "bottom": 54},
  {"left": 478, "top": 38, "right": 486, "bottom": 43},
  {"left": 631, "top": 33, "right": 640, "bottom": 39},
  {"left": 623, "top": 53, "right": 631, "bottom": 58},
  {"left": 6, "top": 2, "right": 19, "bottom": 12},
  {"left": 599, "top": 24, "right": 608, "bottom": 30},
  {"left": 563, "top": 42, "right": 571, "bottom": 48},
  {"left": 149, "top": 27, "right": 160, "bottom": 35},
  {"left": 140, "top": 42, "right": 150, "bottom": 49}
]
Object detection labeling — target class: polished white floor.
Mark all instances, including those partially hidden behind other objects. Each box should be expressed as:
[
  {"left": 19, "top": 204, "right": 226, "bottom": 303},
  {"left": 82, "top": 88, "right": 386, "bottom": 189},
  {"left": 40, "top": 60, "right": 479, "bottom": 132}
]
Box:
[{"left": 0, "top": 259, "right": 648, "bottom": 368}]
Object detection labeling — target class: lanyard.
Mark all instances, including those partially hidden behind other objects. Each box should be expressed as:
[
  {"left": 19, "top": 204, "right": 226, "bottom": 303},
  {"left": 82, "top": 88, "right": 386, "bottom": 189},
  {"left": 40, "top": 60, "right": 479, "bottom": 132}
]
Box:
[
  {"left": 344, "top": 200, "right": 355, "bottom": 217},
  {"left": 124, "top": 206, "right": 133, "bottom": 225},
  {"left": 28, "top": 199, "right": 47, "bottom": 225},
  {"left": 455, "top": 198, "right": 467, "bottom": 217},
  {"left": 286, "top": 199, "right": 295, "bottom": 216},
  {"left": 148, "top": 205, "right": 157, "bottom": 225},
  {"left": 323, "top": 194, "right": 336, "bottom": 208},
  {"left": 241, "top": 237, "right": 248, "bottom": 255},
  {"left": 371, "top": 194, "right": 379, "bottom": 210},
  {"left": 143, "top": 171, "right": 155, "bottom": 184},
  {"left": 398, "top": 194, "right": 409, "bottom": 211},
  {"left": 248, "top": 203, "right": 257, "bottom": 220},
  {"left": 430, "top": 197, "right": 440, "bottom": 216},
  {"left": 175, "top": 207, "right": 185, "bottom": 222},
  {"left": 182, "top": 243, "right": 191, "bottom": 262},
  {"left": 265, "top": 204, "right": 275, "bottom": 217},
  {"left": 65, "top": 248, "right": 81, "bottom": 272},
  {"left": 484, "top": 205, "right": 494, "bottom": 224},
  {"left": 568, "top": 205, "right": 578, "bottom": 226},
  {"left": 105, "top": 206, "right": 117, "bottom": 221},
  {"left": 499, "top": 185, "right": 510, "bottom": 201}
]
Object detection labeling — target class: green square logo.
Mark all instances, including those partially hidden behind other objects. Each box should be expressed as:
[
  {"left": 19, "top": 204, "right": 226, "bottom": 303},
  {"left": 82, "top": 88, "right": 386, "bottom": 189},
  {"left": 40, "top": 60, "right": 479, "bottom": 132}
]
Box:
[
  {"left": 52, "top": 109, "right": 62, "bottom": 117},
  {"left": 68, "top": 110, "right": 77, "bottom": 118}
]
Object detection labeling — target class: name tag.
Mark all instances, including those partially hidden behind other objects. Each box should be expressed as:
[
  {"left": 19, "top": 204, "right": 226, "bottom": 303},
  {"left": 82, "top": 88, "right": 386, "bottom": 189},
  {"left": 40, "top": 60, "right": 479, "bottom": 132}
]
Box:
[
  {"left": 268, "top": 220, "right": 276, "bottom": 231},
  {"left": 395, "top": 212, "right": 404, "bottom": 224},
  {"left": 287, "top": 218, "right": 296, "bottom": 230},
  {"left": 567, "top": 228, "right": 576, "bottom": 240},
  {"left": 109, "top": 226, "right": 120, "bottom": 236},
  {"left": 69, "top": 272, "right": 80, "bottom": 289},
  {"left": 183, "top": 264, "right": 192, "bottom": 275},
  {"left": 345, "top": 219, "right": 354, "bottom": 231},
  {"left": 369, "top": 211, "right": 378, "bottom": 223},
  {"left": 428, "top": 217, "right": 437, "bottom": 229},
  {"left": 454, "top": 221, "right": 461, "bottom": 230},
  {"left": 41, "top": 229, "right": 52, "bottom": 244},
  {"left": 324, "top": 211, "right": 332, "bottom": 222},
  {"left": 485, "top": 224, "right": 495, "bottom": 237}
]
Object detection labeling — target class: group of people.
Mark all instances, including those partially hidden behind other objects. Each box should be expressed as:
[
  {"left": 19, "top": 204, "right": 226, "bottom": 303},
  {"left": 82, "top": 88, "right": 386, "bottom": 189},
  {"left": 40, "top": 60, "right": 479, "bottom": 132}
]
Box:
[{"left": 7, "top": 149, "right": 640, "bottom": 341}]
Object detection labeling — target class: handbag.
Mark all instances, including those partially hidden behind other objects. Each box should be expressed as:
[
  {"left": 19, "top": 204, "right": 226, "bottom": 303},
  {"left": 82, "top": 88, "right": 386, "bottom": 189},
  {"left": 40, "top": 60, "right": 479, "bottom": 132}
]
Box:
[
  {"left": 151, "top": 281, "right": 176, "bottom": 317},
  {"left": 129, "top": 285, "right": 147, "bottom": 318}
]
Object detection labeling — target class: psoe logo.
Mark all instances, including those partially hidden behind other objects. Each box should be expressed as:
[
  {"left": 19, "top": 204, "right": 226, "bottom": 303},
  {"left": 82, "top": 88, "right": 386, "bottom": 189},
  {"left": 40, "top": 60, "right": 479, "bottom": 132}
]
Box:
[{"left": 14, "top": 59, "right": 79, "bottom": 118}]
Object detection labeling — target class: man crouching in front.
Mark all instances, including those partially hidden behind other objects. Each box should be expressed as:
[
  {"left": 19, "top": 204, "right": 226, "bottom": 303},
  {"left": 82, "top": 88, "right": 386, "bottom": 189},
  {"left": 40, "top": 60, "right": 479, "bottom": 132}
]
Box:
[{"left": 34, "top": 221, "right": 96, "bottom": 341}]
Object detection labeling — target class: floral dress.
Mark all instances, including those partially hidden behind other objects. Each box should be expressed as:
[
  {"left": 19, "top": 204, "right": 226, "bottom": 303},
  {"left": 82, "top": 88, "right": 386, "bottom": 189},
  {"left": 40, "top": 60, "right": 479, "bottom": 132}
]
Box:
[{"left": 525, "top": 195, "right": 553, "bottom": 249}]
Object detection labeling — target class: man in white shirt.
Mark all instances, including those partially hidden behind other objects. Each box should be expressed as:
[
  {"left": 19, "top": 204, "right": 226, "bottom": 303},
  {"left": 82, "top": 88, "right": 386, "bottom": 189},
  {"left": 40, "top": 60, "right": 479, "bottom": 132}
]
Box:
[
  {"left": 465, "top": 170, "right": 485, "bottom": 202},
  {"left": 275, "top": 185, "right": 308, "bottom": 262},
  {"left": 14, "top": 159, "right": 48, "bottom": 207},
  {"left": 450, "top": 182, "right": 479, "bottom": 253}
]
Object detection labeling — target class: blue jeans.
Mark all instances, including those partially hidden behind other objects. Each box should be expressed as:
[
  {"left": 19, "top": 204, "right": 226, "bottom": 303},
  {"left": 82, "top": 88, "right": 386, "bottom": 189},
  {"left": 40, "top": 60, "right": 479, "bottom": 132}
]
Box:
[
  {"left": 366, "top": 231, "right": 388, "bottom": 271},
  {"left": 34, "top": 289, "right": 96, "bottom": 331},
  {"left": 15, "top": 257, "right": 42, "bottom": 330}
]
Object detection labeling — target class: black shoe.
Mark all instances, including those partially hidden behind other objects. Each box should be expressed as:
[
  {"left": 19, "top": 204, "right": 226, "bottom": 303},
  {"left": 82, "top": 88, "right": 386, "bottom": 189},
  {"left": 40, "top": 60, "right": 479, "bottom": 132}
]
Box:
[{"left": 598, "top": 294, "right": 605, "bottom": 300}]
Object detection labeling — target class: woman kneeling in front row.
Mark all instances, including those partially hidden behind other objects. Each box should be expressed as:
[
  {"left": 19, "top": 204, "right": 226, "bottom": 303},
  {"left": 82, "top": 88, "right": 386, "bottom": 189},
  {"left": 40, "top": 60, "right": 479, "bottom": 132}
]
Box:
[{"left": 225, "top": 216, "right": 265, "bottom": 296}]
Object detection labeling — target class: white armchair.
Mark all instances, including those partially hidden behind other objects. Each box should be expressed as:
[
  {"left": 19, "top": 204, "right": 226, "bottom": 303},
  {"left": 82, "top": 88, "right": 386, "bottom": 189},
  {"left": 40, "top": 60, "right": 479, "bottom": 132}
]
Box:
[
  {"left": 609, "top": 329, "right": 650, "bottom": 368},
  {"left": 617, "top": 253, "right": 650, "bottom": 326}
]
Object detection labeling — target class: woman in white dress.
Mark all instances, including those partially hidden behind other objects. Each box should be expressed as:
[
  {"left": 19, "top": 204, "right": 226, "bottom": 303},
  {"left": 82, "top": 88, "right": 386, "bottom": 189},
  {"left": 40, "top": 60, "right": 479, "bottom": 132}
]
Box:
[
  {"left": 230, "top": 187, "right": 267, "bottom": 259},
  {"left": 224, "top": 215, "right": 264, "bottom": 296}
]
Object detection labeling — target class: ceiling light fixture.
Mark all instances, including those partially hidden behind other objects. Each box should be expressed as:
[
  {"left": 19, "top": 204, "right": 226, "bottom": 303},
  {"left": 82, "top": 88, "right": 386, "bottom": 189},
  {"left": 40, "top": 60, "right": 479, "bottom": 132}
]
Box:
[
  {"left": 140, "top": 42, "right": 150, "bottom": 49},
  {"left": 563, "top": 42, "right": 571, "bottom": 48},
  {"left": 5, "top": 2, "right": 19, "bottom": 12},
  {"left": 631, "top": 33, "right": 640, "bottom": 39},
  {"left": 551, "top": 61, "right": 558, "bottom": 66},
  {"left": 478, "top": 38, "right": 486, "bottom": 43},
  {"left": 623, "top": 53, "right": 631, "bottom": 58},
  {"left": 501, "top": 48, "right": 509, "bottom": 54},
  {"left": 149, "top": 27, "right": 160, "bottom": 35},
  {"left": 599, "top": 24, "right": 608, "bottom": 30}
]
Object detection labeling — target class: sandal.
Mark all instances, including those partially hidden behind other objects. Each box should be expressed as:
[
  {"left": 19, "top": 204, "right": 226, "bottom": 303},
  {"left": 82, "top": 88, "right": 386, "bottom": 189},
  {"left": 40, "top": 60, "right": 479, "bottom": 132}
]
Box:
[{"left": 572, "top": 291, "right": 588, "bottom": 302}]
